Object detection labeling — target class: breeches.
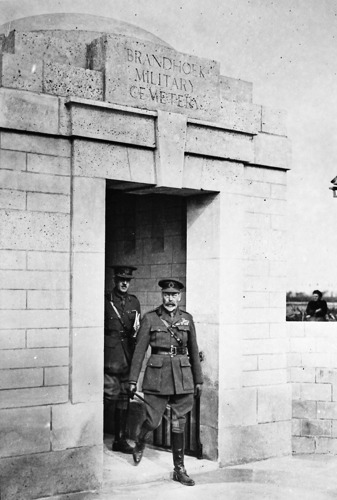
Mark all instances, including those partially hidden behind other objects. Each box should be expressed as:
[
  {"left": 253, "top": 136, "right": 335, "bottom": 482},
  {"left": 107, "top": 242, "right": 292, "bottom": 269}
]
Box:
[
  {"left": 144, "top": 393, "right": 194, "bottom": 433},
  {"left": 104, "top": 372, "right": 129, "bottom": 409}
]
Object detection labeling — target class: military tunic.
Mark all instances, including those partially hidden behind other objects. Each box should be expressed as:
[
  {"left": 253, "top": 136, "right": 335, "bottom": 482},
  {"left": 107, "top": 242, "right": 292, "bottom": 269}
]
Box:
[
  {"left": 129, "top": 305, "right": 203, "bottom": 394},
  {"left": 104, "top": 289, "right": 140, "bottom": 405}
]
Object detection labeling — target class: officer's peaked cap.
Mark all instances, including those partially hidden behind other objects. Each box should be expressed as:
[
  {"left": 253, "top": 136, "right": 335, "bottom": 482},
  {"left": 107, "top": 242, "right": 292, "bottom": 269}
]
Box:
[
  {"left": 158, "top": 279, "right": 184, "bottom": 292},
  {"left": 112, "top": 265, "right": 137, "bottom": 279}
]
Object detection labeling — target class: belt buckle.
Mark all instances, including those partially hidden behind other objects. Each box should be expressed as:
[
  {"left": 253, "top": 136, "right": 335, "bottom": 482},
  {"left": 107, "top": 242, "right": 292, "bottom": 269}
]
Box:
[{"left": 170, "top": 346, "right": 177, "bottom": 356}]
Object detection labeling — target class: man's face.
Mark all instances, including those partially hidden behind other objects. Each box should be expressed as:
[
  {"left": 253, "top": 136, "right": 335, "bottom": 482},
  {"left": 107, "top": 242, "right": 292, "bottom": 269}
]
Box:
[
  {"left": 312, "top": 293, "right": 320, "bottom": 301},
  {"left": 115, "top": 278, "right": 131, "bottom": 293},
  {"left": 162, "top": 292, "right": 181, "bottom": 312}
]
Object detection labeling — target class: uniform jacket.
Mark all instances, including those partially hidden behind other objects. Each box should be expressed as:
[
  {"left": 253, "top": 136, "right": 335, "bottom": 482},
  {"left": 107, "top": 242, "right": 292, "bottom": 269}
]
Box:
[
  {"left": 104, "top": 289, "right": 141, "bottom": 374},
  {"left": 129, "top": 305, "right": 203, "bottom": 395}
]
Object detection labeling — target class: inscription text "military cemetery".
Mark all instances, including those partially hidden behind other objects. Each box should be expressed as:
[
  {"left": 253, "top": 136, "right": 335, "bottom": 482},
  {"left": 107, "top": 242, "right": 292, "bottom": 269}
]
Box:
[{"left": 125, "top": 48, "right": 207, "bottom": 110}]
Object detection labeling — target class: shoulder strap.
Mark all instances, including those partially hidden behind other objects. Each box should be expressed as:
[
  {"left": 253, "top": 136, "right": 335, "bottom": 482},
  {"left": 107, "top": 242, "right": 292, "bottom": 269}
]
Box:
[
  {"left": 110, "top": 300, "right": 140, "bottom": 337},
  {"left": 160, "top": 318, "right": 183, "bottom": 345},
  {"left": 110, "top": 300, "right": 127, "bottom": 329}
]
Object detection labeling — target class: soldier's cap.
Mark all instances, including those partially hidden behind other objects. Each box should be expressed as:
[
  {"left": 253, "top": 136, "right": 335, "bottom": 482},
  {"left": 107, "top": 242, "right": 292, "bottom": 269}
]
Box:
[
  {"left": 112, "top": 265, "right": 137, "bottom": 280},
  {"left": 158, "top": 279, "right": 184, "bottom": 293}
]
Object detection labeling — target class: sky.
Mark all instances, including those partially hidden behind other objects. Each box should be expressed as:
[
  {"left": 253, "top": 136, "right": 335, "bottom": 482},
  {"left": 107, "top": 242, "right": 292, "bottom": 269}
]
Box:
[{"left": 1, "top": 0, "right": 337, "bottom": 294}]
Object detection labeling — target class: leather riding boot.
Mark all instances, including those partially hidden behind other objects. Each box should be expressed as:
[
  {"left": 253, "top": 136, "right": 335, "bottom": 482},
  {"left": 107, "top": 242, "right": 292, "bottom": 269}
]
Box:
[
  {"left": 103, "top": 399, "right": 115, "bottom": 435},
  {"left": 172, "top": 432, "right": 195, "bottom": 486},
  {"left": 112, "top": 408, "right": 134, "bottom": 454},
  {"left": 133, "top": 424, "right": 151, "bottom": 465}
]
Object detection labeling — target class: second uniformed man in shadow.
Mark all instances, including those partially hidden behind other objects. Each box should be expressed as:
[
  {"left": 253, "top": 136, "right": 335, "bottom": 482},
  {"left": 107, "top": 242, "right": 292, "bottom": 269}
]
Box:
[
  {"left": 128, "top": 279, "right": 203, "bottom": 486},
  {"left": 104, "top": 265, "right": 141, "bottom": 454}
]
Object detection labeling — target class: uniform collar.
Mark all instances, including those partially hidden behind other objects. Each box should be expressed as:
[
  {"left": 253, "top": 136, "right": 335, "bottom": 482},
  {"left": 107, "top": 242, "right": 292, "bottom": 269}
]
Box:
[{"left": 112, "top": 288, "right": 129, "bottom": 301}]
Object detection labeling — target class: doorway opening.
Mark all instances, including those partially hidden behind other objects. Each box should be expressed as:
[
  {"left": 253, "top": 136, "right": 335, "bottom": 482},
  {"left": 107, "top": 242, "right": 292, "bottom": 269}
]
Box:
[
  {"left": 105, "top": 188, "right": 187, "bottom": 311},
  {"left": 103, "top": 183, "right": 202, "bottom": 458}
]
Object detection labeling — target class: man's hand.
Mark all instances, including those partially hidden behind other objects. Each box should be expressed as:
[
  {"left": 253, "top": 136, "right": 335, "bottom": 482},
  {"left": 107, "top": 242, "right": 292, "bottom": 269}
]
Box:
[
  {"left": 194, "top": 384, "right": 202, "bottom": 398},
  {"left": 128, "top": 382, "right": 137, "bottom": 399}
]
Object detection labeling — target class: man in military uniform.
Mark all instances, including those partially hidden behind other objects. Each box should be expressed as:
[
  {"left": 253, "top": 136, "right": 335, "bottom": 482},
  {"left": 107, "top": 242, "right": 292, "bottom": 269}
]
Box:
[
  {"left": 128, "top": 279, "right": 203, "bottom": 486},
  {"left": 104, "top": 265, "right": 141, "bottom": 454}
]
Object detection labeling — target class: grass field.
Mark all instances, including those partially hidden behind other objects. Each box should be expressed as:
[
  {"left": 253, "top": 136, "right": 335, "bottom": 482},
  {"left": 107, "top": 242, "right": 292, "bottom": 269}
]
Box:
[{"left": 286, "top": 301, "right": 337, "bottom": 321}]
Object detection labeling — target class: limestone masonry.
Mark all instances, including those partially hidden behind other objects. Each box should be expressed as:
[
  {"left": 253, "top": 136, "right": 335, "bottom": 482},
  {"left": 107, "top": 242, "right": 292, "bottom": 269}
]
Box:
[{"left": 0, "top": 13, "right": 295, "bottom": 500}]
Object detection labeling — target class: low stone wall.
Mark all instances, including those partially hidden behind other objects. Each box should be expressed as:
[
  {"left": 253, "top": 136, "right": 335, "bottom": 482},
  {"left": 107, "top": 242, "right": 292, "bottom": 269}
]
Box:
[{"left": 288, "top": 322, "right": 337, "bottom": 453}]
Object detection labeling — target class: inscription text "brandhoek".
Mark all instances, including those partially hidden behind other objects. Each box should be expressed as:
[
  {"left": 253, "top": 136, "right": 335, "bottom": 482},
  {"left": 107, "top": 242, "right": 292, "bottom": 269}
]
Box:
[{"left": 126, "top": 49, "right": 207, "bottom": 78}]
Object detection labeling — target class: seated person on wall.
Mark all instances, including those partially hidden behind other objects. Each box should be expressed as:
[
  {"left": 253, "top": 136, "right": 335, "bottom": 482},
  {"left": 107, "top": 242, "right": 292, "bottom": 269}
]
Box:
[
  {"left": 104, "top": 265, "right": 141, "bottom": 454},
  {"left": 305, "top": 289, "right": 328, "bottom": 321},
  {"left": 128, "top": 279, "right": 203, "bottom": 487}
]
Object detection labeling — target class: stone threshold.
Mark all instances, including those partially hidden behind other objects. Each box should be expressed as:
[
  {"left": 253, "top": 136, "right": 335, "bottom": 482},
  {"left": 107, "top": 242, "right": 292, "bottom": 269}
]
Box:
[{"left": 37, "top": 437, "right": 219, "bottom": 499}]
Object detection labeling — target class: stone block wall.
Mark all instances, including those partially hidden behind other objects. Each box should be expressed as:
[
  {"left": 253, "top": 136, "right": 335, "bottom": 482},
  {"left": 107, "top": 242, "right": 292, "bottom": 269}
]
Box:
[
  {"left": 217, "top": 164, "right": 291, "bottom": 465},
  {"left": 0, "top": 130, "right": 103, "bottom": 499},
  {"left": 0, "top": 13, "right": 293, "bottom": 497},
  {"left": 216, "top": 115, "right": 292, "bottom": 465},
  {"left": 0, "top": 133, "right": 71, "bottom": 411},
  {"left": 105, "top": 192, "right": 186, "bottom": 313},
  {"left": 288, "top": 322, "right": 337, "bottom": 454}
]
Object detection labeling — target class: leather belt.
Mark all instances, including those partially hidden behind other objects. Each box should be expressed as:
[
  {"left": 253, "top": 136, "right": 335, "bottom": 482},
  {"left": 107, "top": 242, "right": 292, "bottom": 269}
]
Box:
[
  {"left": 105, "top": 330, "right": 129, "bottom": 340},
  {"left": 152, "top": 346, "right": 188, "bottom": 356}
]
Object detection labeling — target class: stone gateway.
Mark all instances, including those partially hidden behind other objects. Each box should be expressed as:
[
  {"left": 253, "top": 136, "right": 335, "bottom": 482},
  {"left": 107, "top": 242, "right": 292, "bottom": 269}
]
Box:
[{"left": 0, "top": 12, "right": 290, "bottom": 500}]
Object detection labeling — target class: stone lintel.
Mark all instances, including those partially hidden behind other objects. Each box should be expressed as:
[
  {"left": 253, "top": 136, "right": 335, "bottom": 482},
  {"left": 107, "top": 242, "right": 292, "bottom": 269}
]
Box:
[
  {"left": 66, "top": 97, "right": 259, "bottom": 148},
  {"left": 66, "top": 97, "right": 283, "bottom": 170},
  {"left": 67, "top": 99, "right": 155, "bottom": 147},
  {"left": 64, "top": 97, "right": 265, "bottom": 167},
  {"left": 72, "top": 139, "right": 156, "bottom": 183},
  {"left": 65, "top": 96, "right": 157, "bottom": 116},
  {"left": 186, "top": 122, "right": 254, "bottom": 163},
  {"left": 188, "top": 116, "right": 254, "bottom": 131}
]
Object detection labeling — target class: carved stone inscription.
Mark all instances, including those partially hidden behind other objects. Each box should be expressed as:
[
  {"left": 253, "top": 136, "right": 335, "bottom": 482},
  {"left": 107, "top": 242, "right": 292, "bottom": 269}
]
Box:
[{"left": 97, "top": 35, "right": 220, "bottom": 120}]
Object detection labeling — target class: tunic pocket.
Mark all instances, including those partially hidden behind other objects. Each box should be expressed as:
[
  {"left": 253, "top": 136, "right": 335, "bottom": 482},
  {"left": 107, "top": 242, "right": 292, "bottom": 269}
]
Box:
[
  {"left": 176, "top": 325, "right": 189, "bottom": 344},
  {"left": 142, "top": 356, "right": 163, "bottom": 393},
  {"left": 104, "top": 335, "right": 129, "bottom": 374},
  {"left": 180, "top": 357, "right": 194, "bottom": 391},
  {"left": 150, "top": 326, "right": 170, "bottom": 346},
  {"left": 108, "top": 316, "right": 121, "bottom": 331}
]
